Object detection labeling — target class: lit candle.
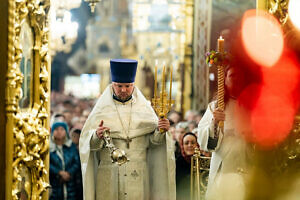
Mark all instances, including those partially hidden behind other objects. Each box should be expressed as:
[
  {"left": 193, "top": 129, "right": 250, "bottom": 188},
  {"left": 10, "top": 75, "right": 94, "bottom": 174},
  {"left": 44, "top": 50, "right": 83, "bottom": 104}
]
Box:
[
  {"left": 161, "top": 65, "right": 166, "bottom": 105},
  {"left": 154, "top": 64, "right": 157, "bottom": 99},
  {"left": 218, "top": 36, "right": 225, "bottom": 53},
  {"left": 169, "top": 66, "right": 172, "bottom": 104}
]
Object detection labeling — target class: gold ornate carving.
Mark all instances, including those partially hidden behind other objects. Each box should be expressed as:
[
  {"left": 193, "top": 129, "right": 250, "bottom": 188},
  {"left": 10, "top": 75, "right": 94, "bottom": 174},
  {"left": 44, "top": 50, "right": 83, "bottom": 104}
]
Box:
[
  {"left": 6, "top": 0, "right": 51, "bottom": 199},
  {"left": 268, "top": 0, "right": 290, "bottom": 25},
  {"left": 190, "top": 148, "right": 210, "bottom": 200}
]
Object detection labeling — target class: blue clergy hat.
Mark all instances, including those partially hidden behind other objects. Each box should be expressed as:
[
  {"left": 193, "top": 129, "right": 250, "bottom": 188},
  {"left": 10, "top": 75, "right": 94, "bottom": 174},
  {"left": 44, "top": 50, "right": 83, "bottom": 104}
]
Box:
[{"left": 110, "top": 59, "right": 138, "bottom": 83}]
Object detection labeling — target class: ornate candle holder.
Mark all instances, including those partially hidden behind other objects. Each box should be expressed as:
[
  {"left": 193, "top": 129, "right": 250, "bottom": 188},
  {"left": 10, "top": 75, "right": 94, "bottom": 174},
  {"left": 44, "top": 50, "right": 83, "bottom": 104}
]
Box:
[
  {"left": 152, "top": 65, "right": 175, "bottom": 132},
  {"left": 206, "top": 36, "right": 229, "bottom": 133}
]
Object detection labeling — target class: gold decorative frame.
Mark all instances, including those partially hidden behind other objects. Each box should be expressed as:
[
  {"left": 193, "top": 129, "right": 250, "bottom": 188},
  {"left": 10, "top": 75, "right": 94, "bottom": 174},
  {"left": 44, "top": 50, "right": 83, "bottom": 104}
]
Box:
[
  {"left": 257, "top": 0, "right": 290, "bottom": 25},
  {"left": 6, "top": 0, "right": 51, "bottom": 200},
  {"left": 268, "top": 0, "right": 289, "bottom": 25}
]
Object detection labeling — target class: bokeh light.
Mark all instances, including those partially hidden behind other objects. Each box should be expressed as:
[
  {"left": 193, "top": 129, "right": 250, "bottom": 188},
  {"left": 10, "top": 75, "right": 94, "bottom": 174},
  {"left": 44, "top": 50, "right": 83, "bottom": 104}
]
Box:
[
  {"left": 236, "top": 50, "right": 300, "bottom": 149},
  {"left": 262, "top": 50, "right": 300, "bottom": 97},
  {"left": 250, "top": 86, "right": 296, "bottom": 148},
  {"left": 289, "top": 0, "right": 300, "bottom": 30},
  {"left": 241, "top": 10, "right": 284, "bottom": 68}
]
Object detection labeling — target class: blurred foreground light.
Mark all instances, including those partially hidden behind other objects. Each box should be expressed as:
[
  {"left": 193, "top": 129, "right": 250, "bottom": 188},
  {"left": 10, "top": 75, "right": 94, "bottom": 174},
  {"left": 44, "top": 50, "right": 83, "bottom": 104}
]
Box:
[
  {"left": 262, "top": 51, "right": 300, "bottom": 97},
  {"left": 241, "top": 10, "right": 284, "bottom": 68},
  {"left": 289, "top": 0, "right": 300, "bottom": 30},
  {"left": 250, "top": 86, "right": 296, "bottom": 148},
  {"left": 236, "top": 51, "right": 300, "bottom": 149}
]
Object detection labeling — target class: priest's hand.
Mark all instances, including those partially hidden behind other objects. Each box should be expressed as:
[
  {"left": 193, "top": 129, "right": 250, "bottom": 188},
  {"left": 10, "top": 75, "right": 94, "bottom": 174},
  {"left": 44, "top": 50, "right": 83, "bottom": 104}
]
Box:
[
  {"left": 213, "top": 108, "right": 225, "bottom": 124},
  {"left": 158, "top": 118, "right": 170, "bottom": 133},
  {"left": 96, "top": 120, "right": 110, "bottom": 139}
]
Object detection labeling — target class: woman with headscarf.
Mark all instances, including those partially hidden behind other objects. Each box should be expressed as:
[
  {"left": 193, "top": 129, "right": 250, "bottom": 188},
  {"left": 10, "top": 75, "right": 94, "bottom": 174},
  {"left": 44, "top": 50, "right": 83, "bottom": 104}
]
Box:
[
  {"left": 176, "top": 132, "right": 199, "bottom": 200},
  {"left": 49, "top": 121, "right": 81, "bottom": 200}
]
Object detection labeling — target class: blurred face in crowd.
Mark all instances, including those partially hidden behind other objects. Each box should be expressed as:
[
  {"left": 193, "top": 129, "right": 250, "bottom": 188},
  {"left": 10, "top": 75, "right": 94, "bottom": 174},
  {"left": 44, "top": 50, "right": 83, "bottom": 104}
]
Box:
[
  {"left": 183, "top": 135, "right": 197, "bottom": 156},
  {"left": 169, "top": 126, "right": 176, "bottom": 140},
  {"left": 188, "top": 122, "right": 197, "bottom": 132},
  {"left": 74, "top": 106, "right": 82, "bottom": 117},
  {"left": 82, "top": 109, "right": 90, "bottom": 119},
  {"left": 176, "top": 127, "right": 186, "bottom": 142},
  {"left": 53, "top": 126, "right": 66, "bottom": 142},
  {"left": 225, "top": 67, "right": 246, "bottom": 98},
  {"left": 185, "top": 110, "right": 195, "bottom": 122},
  {"left": 79, "top": 116, "right": 87, "bottom": 127},
  {"left": 63, "top": 111, "right": 72, "bottom": 125},
  {"left": 195, "top": 114, "right": 202, "bottom": 124},
  {"left": 112, "top": 82, "right": 135, "bottom": 101},
  {"left": 168, "top": 112, "right": 181, "bottom": 124},
  {"left": 71, "top": 133, "right": 80, "bottom": 148}
]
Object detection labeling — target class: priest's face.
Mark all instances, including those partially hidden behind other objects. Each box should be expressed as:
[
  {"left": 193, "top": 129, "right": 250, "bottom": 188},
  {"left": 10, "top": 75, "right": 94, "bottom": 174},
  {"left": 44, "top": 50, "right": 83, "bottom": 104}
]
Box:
[{"left": 112, "top": 82, "right": 135, "bottom": 101}]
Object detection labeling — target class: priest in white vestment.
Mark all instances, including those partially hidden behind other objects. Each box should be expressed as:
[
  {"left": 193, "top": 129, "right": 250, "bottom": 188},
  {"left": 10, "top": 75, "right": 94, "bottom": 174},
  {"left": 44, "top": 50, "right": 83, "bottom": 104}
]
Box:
[
  {"left": 198, "top": 66, "right": 253, "bottom": 200},
  {"left": 79, "top": 59, "right": 176, "bottom": 200}
]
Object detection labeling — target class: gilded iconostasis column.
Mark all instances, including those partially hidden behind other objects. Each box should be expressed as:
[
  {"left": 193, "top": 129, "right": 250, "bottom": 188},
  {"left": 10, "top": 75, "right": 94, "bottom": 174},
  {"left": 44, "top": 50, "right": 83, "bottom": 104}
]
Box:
[
  {"left": 0, "top": 1, "right": 9, "bottom": 199},
  {"left": 3, "top": 0, "right": 51, "bottom": 200}
]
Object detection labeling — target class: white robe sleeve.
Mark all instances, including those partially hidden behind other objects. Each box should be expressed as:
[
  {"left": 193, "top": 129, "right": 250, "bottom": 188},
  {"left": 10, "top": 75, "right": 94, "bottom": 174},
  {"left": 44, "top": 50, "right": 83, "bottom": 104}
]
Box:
[
  {"left": 197, "top": 103, "right": 223, "bottom": 152},
  {"left": 150, "top": 129, "right": 166, "bottom": 145},
  {"left": 90, "top": 129, "right": 105, "bottom": 151}
]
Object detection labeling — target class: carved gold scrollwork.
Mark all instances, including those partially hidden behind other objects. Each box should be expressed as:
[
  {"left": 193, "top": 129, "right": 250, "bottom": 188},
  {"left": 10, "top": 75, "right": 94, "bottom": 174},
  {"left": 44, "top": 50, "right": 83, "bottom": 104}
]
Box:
[
  {"left": 6, "top": 0, "right": 51, "bottom": 199},
  {"left": 268, "top": 0, "right": 290, "bottom": 25}
]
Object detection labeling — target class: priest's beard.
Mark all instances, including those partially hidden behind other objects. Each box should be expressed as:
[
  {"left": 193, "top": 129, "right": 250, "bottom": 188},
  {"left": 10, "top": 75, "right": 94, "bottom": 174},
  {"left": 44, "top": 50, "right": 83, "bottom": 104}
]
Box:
[{"left": 113, "top": 92, "right": 133, "bottom": 103}]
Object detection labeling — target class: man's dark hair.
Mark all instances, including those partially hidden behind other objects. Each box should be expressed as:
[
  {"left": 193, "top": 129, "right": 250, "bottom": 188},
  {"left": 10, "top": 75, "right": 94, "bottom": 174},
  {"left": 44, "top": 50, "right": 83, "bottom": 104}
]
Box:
[
  {"left": 54, "top": 113, "right": 65, "bottom": 119},
  {"left": 72, "top": 129, "right": 82, "bottom": 135}
]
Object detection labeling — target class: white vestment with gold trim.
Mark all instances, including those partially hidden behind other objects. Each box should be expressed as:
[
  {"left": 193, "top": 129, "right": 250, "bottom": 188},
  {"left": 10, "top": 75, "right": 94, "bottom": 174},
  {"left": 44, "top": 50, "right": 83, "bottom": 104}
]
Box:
[{"left": 79, "top": 85, "right": 176, "bottom": 200}]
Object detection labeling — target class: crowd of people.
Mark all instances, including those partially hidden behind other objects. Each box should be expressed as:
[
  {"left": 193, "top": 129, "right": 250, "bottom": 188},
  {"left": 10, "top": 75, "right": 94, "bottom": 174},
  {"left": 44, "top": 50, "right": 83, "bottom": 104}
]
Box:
[{"left": 49, "top": 92, "right": 95, "bottom": 200}]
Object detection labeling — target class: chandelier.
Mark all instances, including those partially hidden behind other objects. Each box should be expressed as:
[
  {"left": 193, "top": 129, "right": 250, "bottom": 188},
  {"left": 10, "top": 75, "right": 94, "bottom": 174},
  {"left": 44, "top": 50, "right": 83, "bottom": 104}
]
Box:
[
  {"left": 50, "top": 0, "right": 81, "bottom": 55},
  {"left": 84, "top": 0, "right": 101, "bottom": 13}
]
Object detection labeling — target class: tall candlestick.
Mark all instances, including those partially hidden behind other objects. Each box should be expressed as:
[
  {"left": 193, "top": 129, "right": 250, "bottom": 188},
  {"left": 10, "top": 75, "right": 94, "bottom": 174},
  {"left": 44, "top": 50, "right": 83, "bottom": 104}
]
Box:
[{"left": 218, "top": 36, "right": 225, "bottom": 53}]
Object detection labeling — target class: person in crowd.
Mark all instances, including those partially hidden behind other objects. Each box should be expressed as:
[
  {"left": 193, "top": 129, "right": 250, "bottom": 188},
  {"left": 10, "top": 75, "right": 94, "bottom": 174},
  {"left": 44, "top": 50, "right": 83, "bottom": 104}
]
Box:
[
  {"left": 176, "top": 132, "right": 199, "bottom": 200},
  {"left": 63, "top": 110, "right": 73, "bottom": 130},
  {"left": 168, "top": 110, "right": 182, "bottom": 124},
  {"left": 70, "top": 128, "right": 83, "bottom": 200},
  {"left": 198, "top": 65, "right": 252, "bottom": 200},
  {"left": 194, "top": 109, "right": 205, "bottom": 124},
  {"left": 184, "top": 110, "right": 197, "bottom": 122},
  {"left": 49, "top": 121, "right": 81, "bottom": 200},
  {"left": 174, "top": 121, "right": 189, "bottom": 158},
  {"left": 188, "top": 120, "right": 197, "bottom": 132},
  {"left": 79, "top": 59, "right": 175, "bottom": 200},
  {"left": 70, "top": 128, "right": 81, "bottom": 150},
  {"left": 50, "top": 113, "right": 66, "bottom": 127}
]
